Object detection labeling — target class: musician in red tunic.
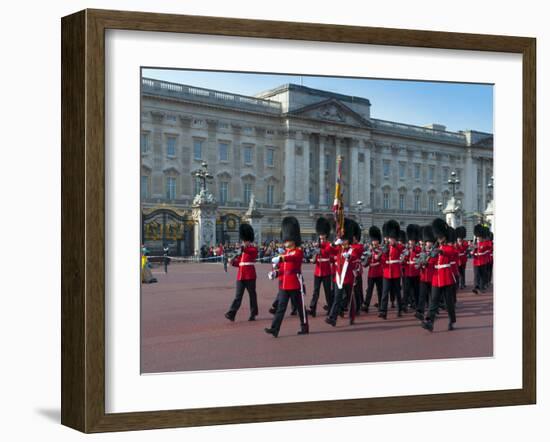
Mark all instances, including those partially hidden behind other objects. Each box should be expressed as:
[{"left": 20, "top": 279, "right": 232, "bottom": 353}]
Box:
[
  {"left": 307, "top": 217, "right": 335, "bottom": 317},
  {"left": 415, "top": 225, "right": 437, "bottom": 321},
  {"left": 472, "top": 224, "right": 492, "bottom": 294},
  {"left": 264, "top": 217, "right": 308, "bottom": 337},
  {"left": 350, "top": 220, "right": 365, "bottom": 317},
  {"left": 225, "top": 224, "right": 258, "bottom": 322},
  {"left": 422, "top": 218, "right": 457, "bottom": 331},
  {"left": 446, "top": 226, "right": 460, "bottom": 305},
  {"left": 362, "top": 226, "right": 384, "bottom": 313},
  {"left": 379, "top": 220, "right": 405, "bottom": 319},
  {"left": 403, "top": 224, "right": 422, "bottom": 311},
  {"left": 325, "top": 218, "right": 362, "bottom": 326},
  {"left": 455, "top": 226, "right": 469, "bottom": 289}
]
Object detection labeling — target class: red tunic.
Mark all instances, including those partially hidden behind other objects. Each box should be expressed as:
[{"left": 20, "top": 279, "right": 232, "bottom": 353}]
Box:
[
  {"left": 404, "top": 245, "right": 421, "bottom": 277},
  {"left": 420, "top": 254, "right": 436, "bottom": 283},
  {"left": 351, "top": 243, "right": 364, "bottom": 276},
  {"left": 473, "top": 240, "right": 492, "bottom": 267},
  {"left": 366, "top": 246, "right": 383, "bottom": 279},
  {"left": 334, "top": 245, "right": 362, "bottom": 286},
  {"left": 382, "top": 243, "right": 404, "bottom": 279},
  {"left": 431, "top": 244, "right": 456, "bottom": 288},
  {"left": 456, "top": 240, "right": 469, "bottom": 267},
  {"left": 314, "top": 240, "right": 334, "bottom": 277},
  {"left": 278, "top": 247, "right": 304, "bottom": 290},
  {"left": 231, "top": 246, "right": 257, "bottom": 280}
]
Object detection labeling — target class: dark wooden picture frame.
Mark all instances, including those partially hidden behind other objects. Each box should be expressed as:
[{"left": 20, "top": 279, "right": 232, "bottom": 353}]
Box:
[{"left": 61, "top": 8, "right": 536, "bottom": 433}]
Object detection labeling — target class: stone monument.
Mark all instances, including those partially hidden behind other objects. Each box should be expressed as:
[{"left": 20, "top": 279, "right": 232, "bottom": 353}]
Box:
[
  {"left": 243, "top": 194, "right": 263, "bottom": 245},
  {"left": 443, "top": 196, "right": 461, "bottom": 228},
  {"left": 191, "top": 162, "right": 217, "bottom": 255}
]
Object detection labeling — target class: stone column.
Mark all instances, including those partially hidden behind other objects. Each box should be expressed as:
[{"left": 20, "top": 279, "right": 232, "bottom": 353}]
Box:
[
  {"left": 318, "top": 134, "right": 327, "bottom": 207},
  {"left": 192, "top": 190, "right": 218, "bottom": 255},
  {"left": 443, "top": 196, "right": 460, "bottom": 228},
  {"left": 301, "top": 131, "right": 311, "bottom": 205},
  {"left": 244, "top": 194, "right": 264, "bottom": 244},
  {"left": 363, "top": 140, "right": 372, "bottom": 208},
  {"left": 350, "top": 138, "right": 359, "bottom": 206},
  {"left": 283, "top": 130, "right": 296, "bottom": 209}
]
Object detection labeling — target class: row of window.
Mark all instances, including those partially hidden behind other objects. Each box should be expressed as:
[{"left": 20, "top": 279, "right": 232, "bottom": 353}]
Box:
[
  {"left": 141, "top": 175, "right": 275, "bottom": 206},
  {"left": 376, "top": 160, "right": 463, "bottom": 185}
]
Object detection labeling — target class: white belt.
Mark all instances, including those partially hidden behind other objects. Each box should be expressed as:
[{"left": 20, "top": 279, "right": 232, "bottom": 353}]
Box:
[
  {"left": 239, "top": 262, "right": 255, "bottom": 266},
  {"left": 407, "top": 261, "right": 415, "bottom": 265},
  {"left": 387, "top": 259, "right": 401, "bottom": 264},
  {"left": 317, "top": 258, "right": 330, "bottom": 262},
  {"left": 451, "top": 261, "right": 456, "bottom": 265},
  {"left": 458, "top": 253, "right": 465, "bottom": 256},
  {"left": 474, "top": 251, "right": 489, "bottom": 256},
  {"left": 435, "top": 264, "right": 451, "bottom": 269},
  {"left": 369, "top": 262, "right": 380, "bottom": 267}
]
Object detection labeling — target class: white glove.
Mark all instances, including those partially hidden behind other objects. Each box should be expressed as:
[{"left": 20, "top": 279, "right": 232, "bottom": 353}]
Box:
[
  {"left": 334, "top": 238, "right": 343, "bottom": 246},
  {"left": 277, "top": 247, "right": 285, "bottom": 254},
  {"left": 271, "top": 256, "right": 281, "bottom": 265},
  {"left": 343, "top": 250, "right": 352, "bottom": 259}
]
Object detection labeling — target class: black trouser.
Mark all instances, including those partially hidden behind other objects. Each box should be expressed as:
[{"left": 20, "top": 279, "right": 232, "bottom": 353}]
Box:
[
  {"left": 487, "top": 261, "right": 493, "bottom": 285},
  {"left": 380, "top": 278, "right": 402, "bottom": 314},
  {"left": 163, "top": 256, "right": 169, "bottom": 273},
  {"left": 416, "top": 281, "right": 431, "bottom": 316},
  {"left": 270, "top": 289, "right": 307, "bottom": 333},
  {"left": 474, "top": 265, "right": 488, "bottom": 290},
  {"left": 364, "top": 277, "right": 383, "bottom": 310},
  {"left": 458, "top": 265, "right": 466, "bottom": 288},
  {"left": 310, "top": 275, "right": 333, "bottom": 312},
  {"left": 328, "top": 284, "right": 352, "bottom": 321},
  {"left": 228, "top": 279, "right": 258, "bottom": 316},
  {"left": 272, "top": 292, "right": 297, "bottom": 313},
  {"left": 427, "top": 285, "right": 456, "bottom": 324},
  {"left": 404, "top": 276, "right": 420, "bottom": 308},
  {"left": 353, "top": 275, "right": 364, "bottom": 314}
]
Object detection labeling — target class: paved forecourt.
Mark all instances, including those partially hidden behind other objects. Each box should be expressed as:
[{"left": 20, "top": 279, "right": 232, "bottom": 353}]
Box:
[{"left": 141, "top": 262, "right": 493, "bottom": 373}]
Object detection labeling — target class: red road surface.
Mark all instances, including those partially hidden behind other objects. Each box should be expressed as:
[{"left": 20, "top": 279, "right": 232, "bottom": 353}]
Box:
[{"left": 141, "top": 262, "right": 493, "bottom": 373}]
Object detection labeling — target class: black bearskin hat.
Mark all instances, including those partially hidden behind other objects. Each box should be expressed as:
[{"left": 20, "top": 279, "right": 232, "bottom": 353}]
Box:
[
  {"left": 474, "top": 224, "right": 484, "bottom": 238},
  {"left": 398, "top": 230, "right": 407, "bottom": 243},
  {"left": 488, "top": 230, "right": 493, "bottom": 240},
  {"left": 281, "top": 216, "right": 302, "bottom": 246},
  {"left": 406, "top": 224, "right": 420, "bottom": 242},
  {"left": 432, "top": 218, "right": 449, "bottom": 240},
  {"left": 239, "top": 223, "right": 255, "bottom": 242},
  {"left": 447, "top": 226, "right": 457, "bottom": 243},
  {"left": 455, "top": 226, "right": 467, "bottom": 239},
  {"left": 341, "top": 218, "right": 355, "bottom": 243},
  {"left": 384, "top": 219, "right": 400, "bottom": 239},
  {"left": 315, "top": 217, "right": 331, "bottom": 237},
  {"left": 351, "top": 219, "right": 362, "bottom": 242},
  {"left": 422, "top": 225, "right": 435, "bottom": 243},
  {"left": 369, "top": 226, "right": 382, "bottom": 242}
]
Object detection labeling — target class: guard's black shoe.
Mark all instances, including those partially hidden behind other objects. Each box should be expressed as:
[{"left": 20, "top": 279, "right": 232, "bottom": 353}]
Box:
[
  {"left": 448, "top": 322, "right": 455, "bottom": 331},
  {"left": 391, "top": 302, "right": 395, "bottom": 309},
  {"left": 325, "top": 317, "right": 336, "bottom": 327},
  {"left": 307, "top": 309, "right": 316, "bottom": 317},
  {"left": 322, "top": 304, "right": 329, "bottom": 311},
  {"left": 224, "top": 312, "right": 235, "bottom": 322},
  {"left": 378, "top": 313, "right": 387, "bottom": 320},
  {"left": 397, "top": 310, "right": 403, "bottom": 318},
  {"left": 414, "top": 312, "right": 424, "bottom": 321},
  {"left": 361, "top": 304, "right": 369, "bottom": 313},
  {"left": 290, "top": 310, "right": 298, "bottom": 316},
  {"left": 472, "top": 288, "right": 479, "bottom": 294},
  {"left": 269, "top": 307, "right": 276, "bottom": 314},
  {"left": 297, "top": 325, "right": 309, "bottom": 335},
  {"left": 248, "top": 316, "right": 256, "bottom": 321},
  {"left": 421, "top": 320, "right": 434, "bottom": 332},
  {"left": 374, "top": 303, "right": 379, "bottom": 308},
  {"left": 264, "top": 327, "right": 279, "bottom": 338}
]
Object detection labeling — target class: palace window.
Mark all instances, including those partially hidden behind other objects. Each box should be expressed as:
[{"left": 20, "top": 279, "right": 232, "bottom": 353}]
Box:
[
  {"left": 243, "top": 127, "right": 253, "bottom": 135},
  {"left": 414, "top": 164, "right": 420, "bottom": 180},
  {"left": 243, "top": 183, "right": 253, "bottom": 204},
  {"left": 266, "top": 148, "right": 275, "bottom": 167},
  {"left": 166, "top": 136, "right": 176, "bottom": 157},
  {"left": 399, "top": 194, "right": 405, "bottom": 210},
  {"left": 358, "top": 153, "right": 365, "bottom": 163},
  {"left": 219, "top": 142, "right": 229, "bottom": 162},
  {"left": 193, "top": 139, "right": 202, "bottom": 160},
  {"left": 428, "top": 165, "right": 435, "bottom": 182},
  {"left": 141, "top": 175, "right": 149, "bottom": 199},
  {"left": 325, "top": 153, "right": 331, "bottom": 171},
  {"left": 244, "top": 145, "right": 253, "bottom": 165},
  {"left": 166, "top": 177, "right": 176, "bottom": 200},
  {"left": 399, "top": 162, "right": 406, "bottom": 179},
  {"left": 383, "top": 160, "right": 391, "bottom": 178},
  {"left": 140, "top": 132, "right": 149, "bottom": 154},
  {"left": 219, "top": 181, "right": 228, "bottom": 204},
  {"left": 442, "top": 167, "right": 449, "bottom": 184},
  {"left": 428, "top": 196, "right": 435, "bottom": 212},
  {"left": 267, "top": 184, "right": 274, "bottom": 206},
  {"left": 414, "top": 193, "right": 420, "bottom": 211},
  {"left": 383, "top": 192, "right": 390, "bottom": 209}
]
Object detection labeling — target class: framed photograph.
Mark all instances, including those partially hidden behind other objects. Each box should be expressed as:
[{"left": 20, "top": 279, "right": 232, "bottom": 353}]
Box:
[{"left": 61, "top": 9, "right": 536, "bottom": 433}]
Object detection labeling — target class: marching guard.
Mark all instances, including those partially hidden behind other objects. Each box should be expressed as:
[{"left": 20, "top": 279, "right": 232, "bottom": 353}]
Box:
[
  {"left": 472, "top": 224, "right": 492, "bottom": 294},
  {"left": 403, "top": 224, "right": 421, "bottom": 311},
  {"left": 379, "top": 220, "right": 405, "bottom": 319},
  {"left": 351, "top": 221, "right": 365, "bottom": 316},
  {"left": 421, "top": 218, "right": 457, "bottom": 331},
  {"left": 307, "top": 217, "right": 334, "bottom": 317},
  {"left": 415, "top": 225, "right": 436, "bottom": 321},
  {"left": 455, "top": 226, "right": 468, "bottom": 289},
  {"left": 225, "top": 223, "right": 258, "bottom": 322},
  {"left": 325, "top": 218, "right": 362, "bottom": 326},
  {"left": 264, "top": 217, "right": 309, "bottom": 337},
  {"left": 362, "top": 226, "right": 384, "bottom": 313}
]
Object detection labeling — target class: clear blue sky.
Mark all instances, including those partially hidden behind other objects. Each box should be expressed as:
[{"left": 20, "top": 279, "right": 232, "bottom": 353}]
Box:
[{"left": 142, "top": 68, "right": 493, "bottom": 133}]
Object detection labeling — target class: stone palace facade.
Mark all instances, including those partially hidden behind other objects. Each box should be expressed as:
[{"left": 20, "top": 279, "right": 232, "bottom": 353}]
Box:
[{"left": 141, "top": 77, "right": 493, "bottom": 249}]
